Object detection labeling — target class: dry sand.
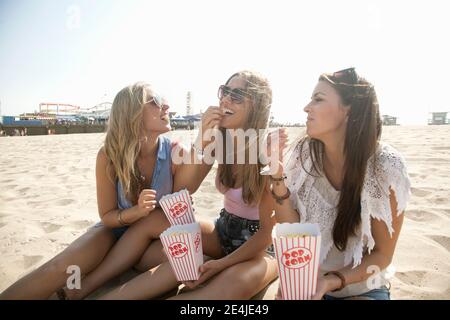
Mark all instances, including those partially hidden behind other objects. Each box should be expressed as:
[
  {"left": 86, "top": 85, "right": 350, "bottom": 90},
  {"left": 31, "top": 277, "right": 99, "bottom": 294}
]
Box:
[{"left": 0, "top": 126, "right": 449, "bottom": 299}]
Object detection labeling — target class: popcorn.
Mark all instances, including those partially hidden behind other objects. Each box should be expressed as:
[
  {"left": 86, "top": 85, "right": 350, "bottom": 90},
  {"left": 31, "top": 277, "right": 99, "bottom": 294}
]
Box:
[
  {"left": 159, "top": 189, "right": 196, "bottom": 225},
  {"left": 272, "top": 223, "right": 321, "bottom": 300},
  {"left": 282, "top": 233, "right": 311, "bottom": 238},
  {"left": 160, "top": 223, "right": 203, "bottom": 281},
  {"left": 170, "top": 232, "right": 188, "bottom": 237}
]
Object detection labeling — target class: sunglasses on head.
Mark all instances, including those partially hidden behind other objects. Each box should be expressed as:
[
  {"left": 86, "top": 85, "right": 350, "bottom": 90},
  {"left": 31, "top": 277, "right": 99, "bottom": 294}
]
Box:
[
  {"left": 331, "top": 67, "right": 358, "bottom": 85},
  {"left": 218, "top": 85, "right": 252, "bottom": 104}
]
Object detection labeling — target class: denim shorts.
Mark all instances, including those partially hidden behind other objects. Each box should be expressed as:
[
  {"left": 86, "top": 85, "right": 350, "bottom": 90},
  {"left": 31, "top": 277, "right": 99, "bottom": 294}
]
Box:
[
  {"left": 214, "top": 208, "right": 275, "bottom": 257},
  {"left": 323, "top": 285, "right": 391, "bottom": 300},
  {"left": 92, "top": 221, "right": 128, "bottom": 240}
]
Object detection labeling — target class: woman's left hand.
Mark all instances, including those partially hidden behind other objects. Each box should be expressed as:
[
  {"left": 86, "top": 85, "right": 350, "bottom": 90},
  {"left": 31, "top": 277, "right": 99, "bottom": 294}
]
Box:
[
  {"left": 260, "top": 128, "right": 289, "bottom": 176},
  {"left": 274, "top": 276, "right": 337, "bottom": 300},
  {"left": 311, "top": 275, "right": 340, "bottom": 300},
  {"left": 266, "top": 128, "right": 289, "bottom": 163},
  {"left": 182, "top": 259, "right": 226, "bottom": 289}
]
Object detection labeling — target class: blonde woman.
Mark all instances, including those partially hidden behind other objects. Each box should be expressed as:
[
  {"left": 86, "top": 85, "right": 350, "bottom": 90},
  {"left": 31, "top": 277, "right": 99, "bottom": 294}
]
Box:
[
  {"left": 0, "top": 82, "right": 209, "bottom": 300},
  {"left": 98, "top": 70, "right": 285, "bottom": 300}
]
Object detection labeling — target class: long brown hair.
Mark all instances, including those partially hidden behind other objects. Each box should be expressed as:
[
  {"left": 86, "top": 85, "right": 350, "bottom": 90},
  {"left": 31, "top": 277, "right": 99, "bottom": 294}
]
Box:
[
  {"left": 299, "top": 69, "right": 382, "bottom": 251},
  {"left": 217, "top": 70, "right": 272, "bottom": 205}
]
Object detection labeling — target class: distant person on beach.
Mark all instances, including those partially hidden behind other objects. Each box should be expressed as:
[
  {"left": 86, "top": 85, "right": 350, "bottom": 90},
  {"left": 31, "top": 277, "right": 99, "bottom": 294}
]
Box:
[
  {"left": 0, "top": 82, "right": 207, "bottom": 300},
  {"left": 96, "top": 70, "right": 283, "bottom": 300},
  {"left": 270, "top": 68, "right": 411, "bottom": 300}
]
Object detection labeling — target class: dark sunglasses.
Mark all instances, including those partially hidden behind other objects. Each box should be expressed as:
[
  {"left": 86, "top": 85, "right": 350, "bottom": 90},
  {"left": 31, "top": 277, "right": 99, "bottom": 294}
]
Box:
[
  {"left": 218, "top": 85, "right": 252, "bottom": 104},
  {"left": 332, "top": 67, "right": 358, "bottom": 85}
]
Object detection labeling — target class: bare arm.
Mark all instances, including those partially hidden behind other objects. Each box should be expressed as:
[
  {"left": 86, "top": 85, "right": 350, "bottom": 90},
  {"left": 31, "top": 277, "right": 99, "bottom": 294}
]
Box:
[
  {"left": 264, "top": 129, "right": 297, "bottom": 223},
  {"left": 171, "top": 106, "right": 224, "bottom": 194},
  {"left": 171, "top": 144, "right": 213, "bottom": 194},
  {"left": 271, "top": 164, "right": 300, "bottom": 223},
  {"left": 183, "top": 186, "right": 278, "bottom": 289},
  {"left": 96, "top": 148, "right": 153, "bottom": 228},
  {"left": 316, "top": 189, "right": 404, "bottom": 295},
  {"left": 220, "top": 187, "right": 277, "bottom": 268}
]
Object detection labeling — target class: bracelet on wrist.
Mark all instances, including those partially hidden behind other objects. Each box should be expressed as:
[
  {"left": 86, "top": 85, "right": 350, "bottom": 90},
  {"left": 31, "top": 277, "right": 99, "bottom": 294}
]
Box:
[
  {"left": 270, "top": 174, "right": 287, "bottom": 187},
  {"left": 324, "top": 271, "right": 346, "bottom": 292},
  {"left": 117, "top": 210, "right": 129, "bottom": 226},
  {"left": 270, "top": 183, "right": 291, "bottom": 205},
  {"left": 270, "top": 174, "right": 287, "bottom": 182}
]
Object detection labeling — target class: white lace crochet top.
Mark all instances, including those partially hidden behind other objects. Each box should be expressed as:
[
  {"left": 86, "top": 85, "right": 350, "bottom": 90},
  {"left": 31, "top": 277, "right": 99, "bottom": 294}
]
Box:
[{"left": 285, "top": 140, "right": 411, "bottom": 297}]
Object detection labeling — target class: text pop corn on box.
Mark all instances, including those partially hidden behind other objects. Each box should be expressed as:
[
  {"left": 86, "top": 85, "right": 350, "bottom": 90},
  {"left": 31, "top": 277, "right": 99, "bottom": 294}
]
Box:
[
  {"left": 159, "top": 189, "right": 196, "bottom": 225},
  {"left": 272, "top": 223, "right": 321, "bottom": 300},
  {"left": 160, "top": 222, "right": 203, "bottom": 281}
]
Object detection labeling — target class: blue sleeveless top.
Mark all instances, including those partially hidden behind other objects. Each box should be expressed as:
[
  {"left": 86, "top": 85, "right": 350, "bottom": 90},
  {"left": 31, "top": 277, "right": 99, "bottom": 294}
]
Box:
[{"left": 116, "top": 136, "right": 173, "bottom": 210}]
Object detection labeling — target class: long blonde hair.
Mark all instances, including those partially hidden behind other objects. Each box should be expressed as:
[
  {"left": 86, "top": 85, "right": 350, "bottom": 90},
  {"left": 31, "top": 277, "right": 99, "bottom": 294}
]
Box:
[
  {"left": 104, "top": 82, "right": 155, "bottom": 204},
  {"left": 218, "top": 71, "right": 272, "bottom": 205}
]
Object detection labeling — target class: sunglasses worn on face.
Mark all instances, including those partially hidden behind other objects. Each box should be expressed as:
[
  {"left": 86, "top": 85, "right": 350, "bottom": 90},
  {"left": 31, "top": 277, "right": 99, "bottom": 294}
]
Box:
[
  {"left": 218, "top": 85, "right": 252, "bottom": 104},
  {"left": 145, "top": 94, "right": 166, "bottom": 108}
]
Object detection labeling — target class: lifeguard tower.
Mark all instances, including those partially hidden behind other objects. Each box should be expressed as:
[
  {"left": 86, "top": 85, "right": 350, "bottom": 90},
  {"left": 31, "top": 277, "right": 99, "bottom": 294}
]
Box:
[
  {"left": 428, "top": 112, "right": 449, "bottom": 125},
  {"left": 382, "top": 115, "right": 397, "bottom": 126}
]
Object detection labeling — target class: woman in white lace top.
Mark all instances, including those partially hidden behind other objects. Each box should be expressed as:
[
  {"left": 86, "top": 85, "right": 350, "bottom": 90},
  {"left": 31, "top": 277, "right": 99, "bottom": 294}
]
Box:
[{"left": 269, "top": 68, "right": 411, "bottom": 300}]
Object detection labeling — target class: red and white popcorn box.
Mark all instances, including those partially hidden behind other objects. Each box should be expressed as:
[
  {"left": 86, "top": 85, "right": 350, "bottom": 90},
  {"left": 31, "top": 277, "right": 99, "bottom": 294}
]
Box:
[
  {"left": 159, "top": 189, "right": 196, "bottom": 225},
  {"left": 160, "top": 222, "right": 203, "bottom": 281},
  {"left": 272, "top": 223, "right": 321, "bottom": 300}
]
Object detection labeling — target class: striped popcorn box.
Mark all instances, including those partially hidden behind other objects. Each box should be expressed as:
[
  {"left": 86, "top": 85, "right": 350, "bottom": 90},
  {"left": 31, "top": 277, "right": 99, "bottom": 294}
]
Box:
[
  {"left": 160, "top": 222, "right": 203, "bottom": 281},
  {"left": 159, "top": 189, "right": 196, "bottom": 225},
  {"left": 272, "top": 223, "right": 321, "bottom": 300}
]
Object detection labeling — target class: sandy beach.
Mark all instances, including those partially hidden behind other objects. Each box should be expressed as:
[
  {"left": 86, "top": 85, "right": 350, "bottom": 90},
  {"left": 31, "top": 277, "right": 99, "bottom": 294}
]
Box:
[{"left": 0, "top": 126, "right": 449, "bottom": 299}]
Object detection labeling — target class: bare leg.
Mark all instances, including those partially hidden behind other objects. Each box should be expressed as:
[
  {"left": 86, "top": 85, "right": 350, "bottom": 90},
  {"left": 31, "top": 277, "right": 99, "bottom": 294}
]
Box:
[
  {"left": 0, "top": 225, "right": 115, "bottom": 300},
  {"left": 133, "top": 218, "right": 223, "bottom": 272},
  {"left": 100, "top": 262, "right": 178, "bottom": 300},
  {"left": 65, "top": 209, "right": 171, "bottom": 299},
  {"left": 133, "top": 240, "right": 166, "bottom": 272},
  {"left": 169, "top": 255, "right": 278, "bottom": 300},
  {"left": 197, "top": 219, "right": 224, "bottom": 258},
  {"left": 96, "top": 219, "right": 224, "bottom": 300}
]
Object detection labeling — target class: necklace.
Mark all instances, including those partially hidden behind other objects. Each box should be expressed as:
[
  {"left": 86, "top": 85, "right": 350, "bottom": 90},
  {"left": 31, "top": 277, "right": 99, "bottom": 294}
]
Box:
[{"left": 136, "top": 166, "right": 146, "bottom": 184}]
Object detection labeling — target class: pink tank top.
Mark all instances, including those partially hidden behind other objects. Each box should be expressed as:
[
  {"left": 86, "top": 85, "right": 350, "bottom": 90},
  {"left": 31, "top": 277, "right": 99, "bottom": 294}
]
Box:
[{"left": 215, "top": 174, "right": 260, "bottom": 221}]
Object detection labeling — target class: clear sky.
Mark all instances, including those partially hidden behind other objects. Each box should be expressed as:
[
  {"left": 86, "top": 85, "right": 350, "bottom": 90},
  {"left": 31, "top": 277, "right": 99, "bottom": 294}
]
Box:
[{"left": 1, "top": 0, "right": 449, "bottom": 124}]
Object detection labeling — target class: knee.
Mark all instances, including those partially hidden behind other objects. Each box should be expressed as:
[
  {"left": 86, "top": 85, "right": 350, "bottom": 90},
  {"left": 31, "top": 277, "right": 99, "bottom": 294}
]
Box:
[
  {"left": 132, "top": 260, "right": 148, "bottom": 273},
  {"left": 219, "top": 271, "right": 255, "bottom": 300},
  {"left": 236, "top": 275, "right": 256, "bottom": 299},
  {"left": 126, "top": 217, "right": 152, "bottom": 239},
  {"left": 133, "top": 254, "right": 159, "bottom": 272},
  {"left": 40, "top": 256, "right": 68, "bottom": 276},
  {"left": 131, "top": 212, "right": 169, "bottom": 239}
]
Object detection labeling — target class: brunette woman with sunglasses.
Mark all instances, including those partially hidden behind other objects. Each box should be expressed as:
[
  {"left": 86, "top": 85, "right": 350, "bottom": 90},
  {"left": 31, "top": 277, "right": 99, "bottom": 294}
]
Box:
[{"left": 270, "top": 68, "right": 411, "bottom": 300}]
